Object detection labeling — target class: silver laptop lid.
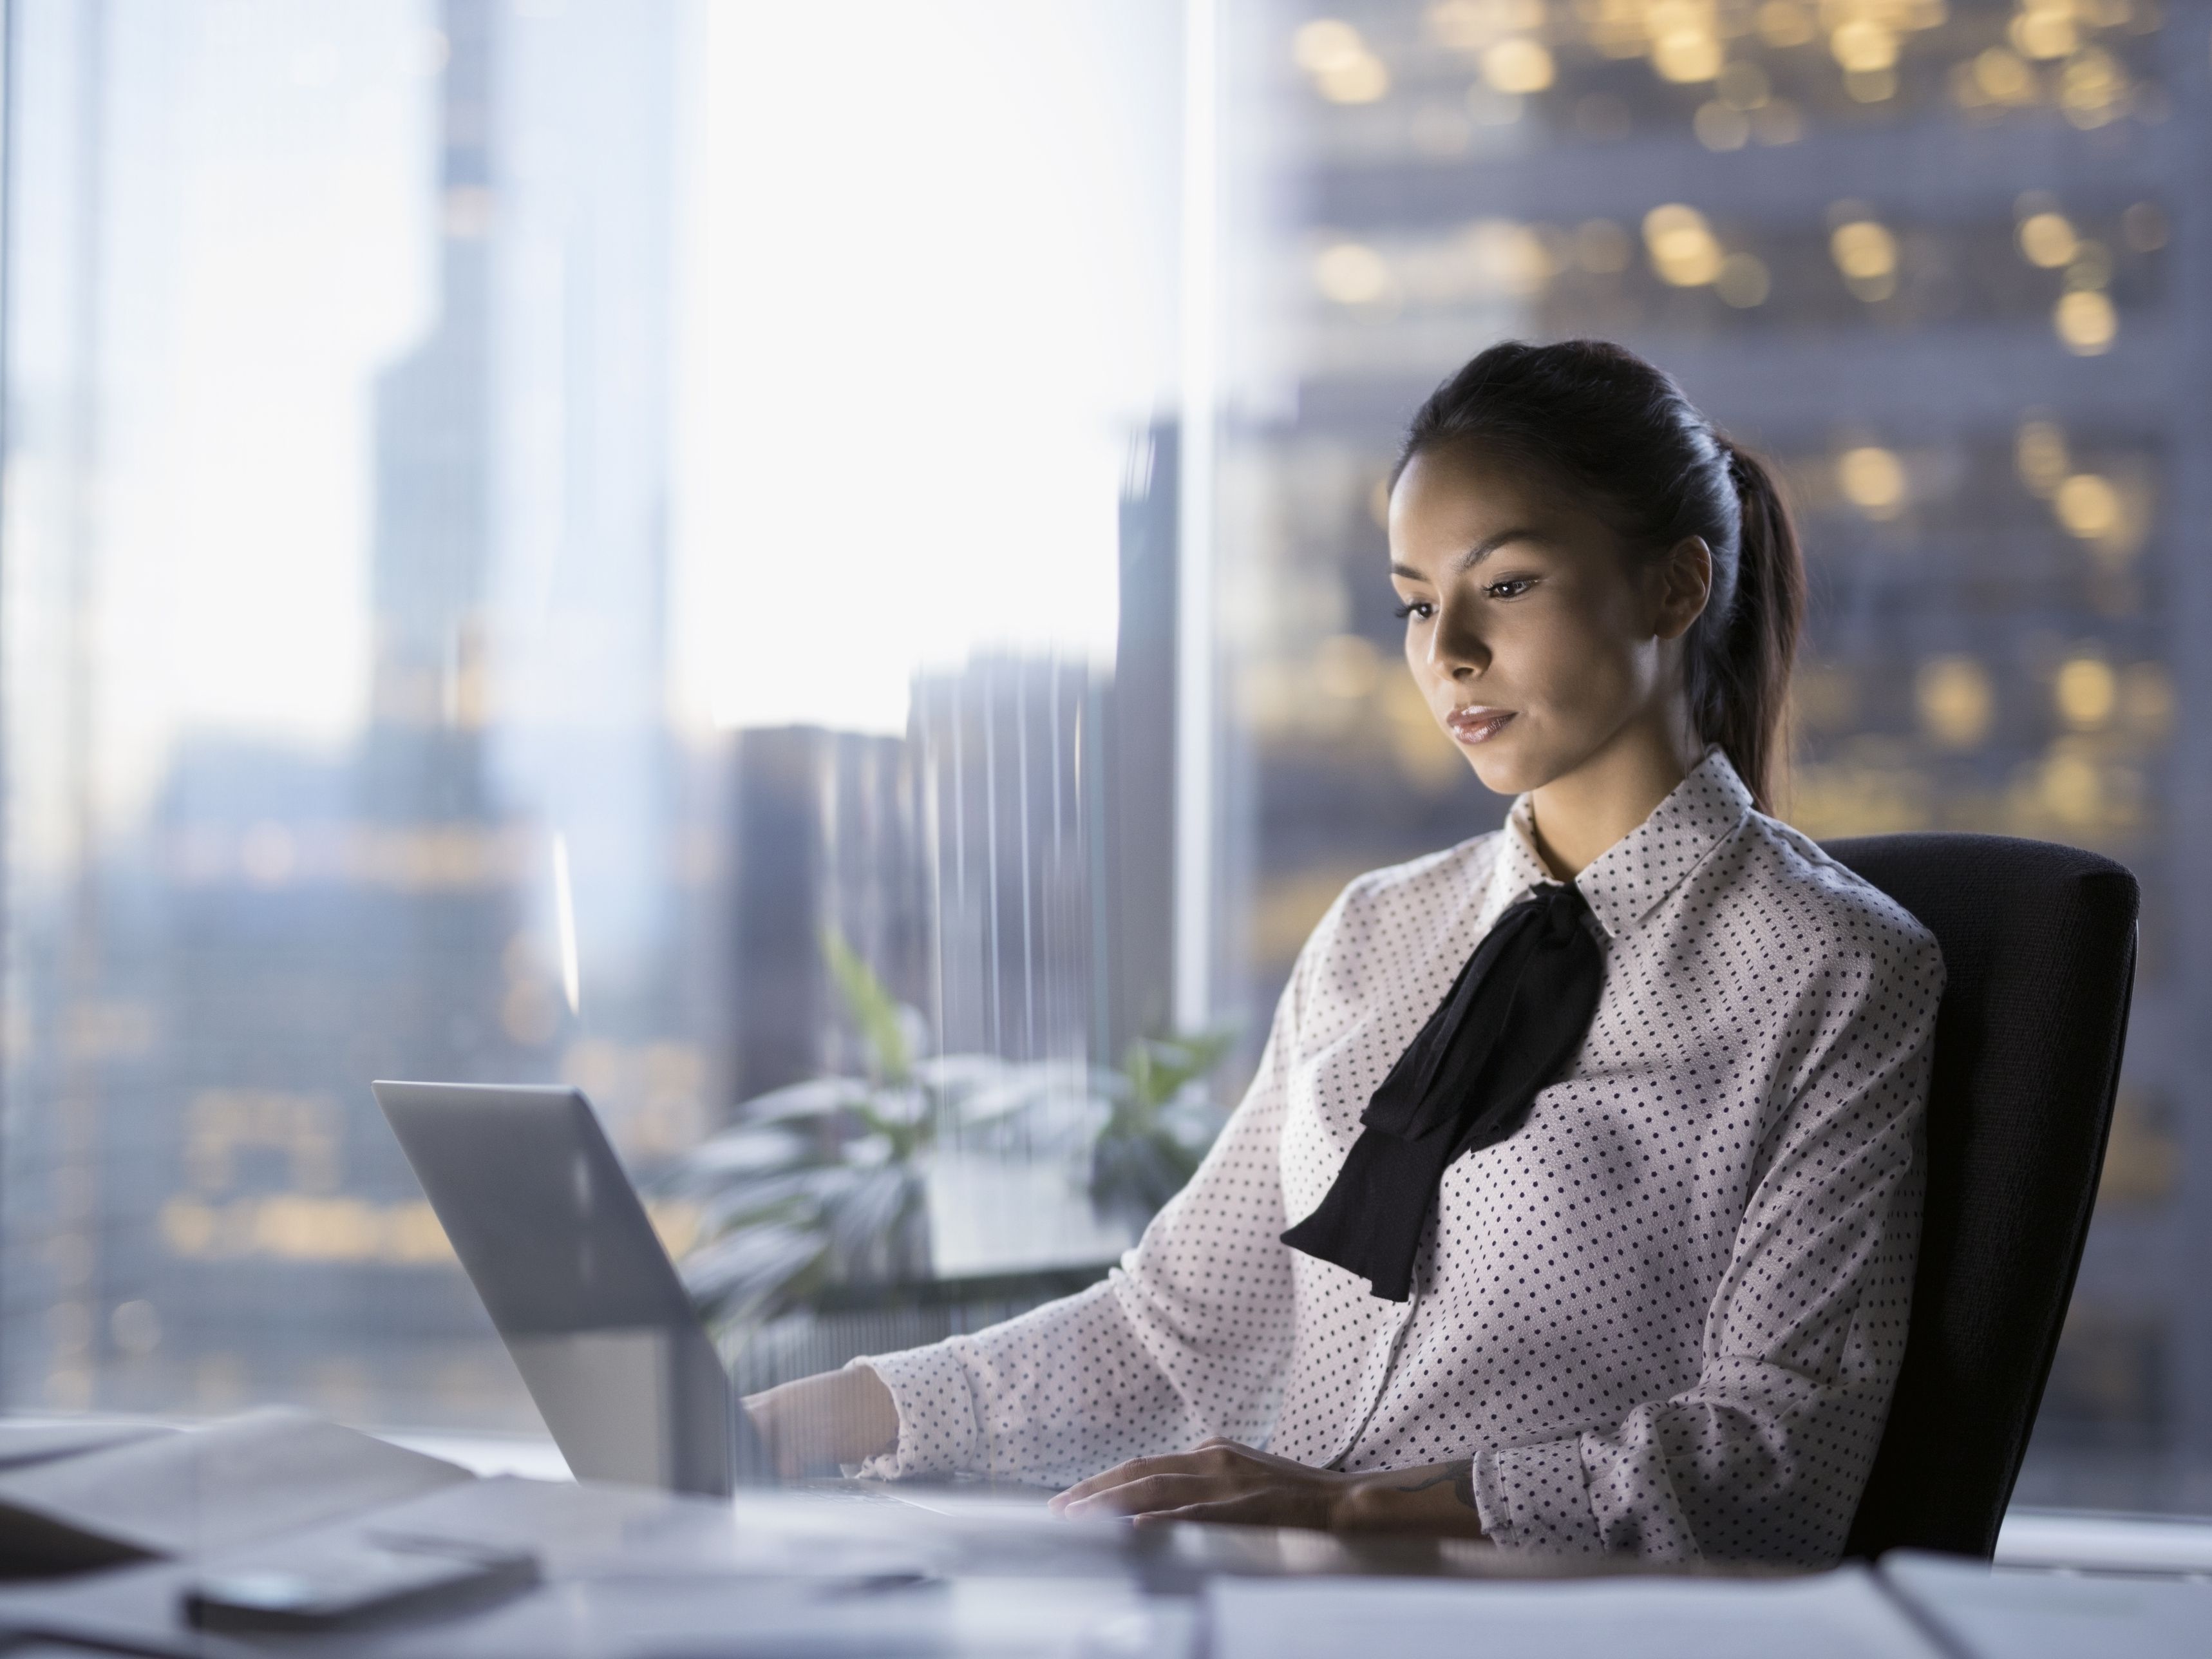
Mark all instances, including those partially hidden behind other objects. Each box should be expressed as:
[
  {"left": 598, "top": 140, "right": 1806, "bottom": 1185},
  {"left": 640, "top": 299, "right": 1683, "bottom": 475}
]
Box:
[{"left": 372, "top": 1080, "right": 770, "bottom": 1496}]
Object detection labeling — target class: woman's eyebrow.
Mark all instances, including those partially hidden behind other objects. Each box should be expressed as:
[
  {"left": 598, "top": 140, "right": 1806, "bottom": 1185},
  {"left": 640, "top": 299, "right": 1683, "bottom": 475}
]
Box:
[
  {"left": 1390, "top": 529, "right": 1546, "bottom": 583},
  {"left": 1453, "top": 528, "right": 1545, "bottom": 571}
]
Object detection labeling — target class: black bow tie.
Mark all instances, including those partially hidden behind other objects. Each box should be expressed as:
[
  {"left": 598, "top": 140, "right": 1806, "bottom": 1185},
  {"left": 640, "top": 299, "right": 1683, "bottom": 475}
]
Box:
[{"left": 1281, "top": 882, "right": 1607, "bottom": 1301}]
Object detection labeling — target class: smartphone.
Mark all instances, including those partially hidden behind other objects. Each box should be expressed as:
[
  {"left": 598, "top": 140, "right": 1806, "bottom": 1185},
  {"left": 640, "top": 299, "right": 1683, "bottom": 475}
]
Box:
[{"left": 182, "top": 1532, "right": 539, "bottom": 1632}]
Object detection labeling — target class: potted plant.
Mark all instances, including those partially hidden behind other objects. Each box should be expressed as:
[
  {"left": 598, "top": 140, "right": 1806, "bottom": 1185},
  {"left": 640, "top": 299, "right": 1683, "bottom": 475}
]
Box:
[{"left": 648, "top": 936, "right": 1229, "bottom": 1353}]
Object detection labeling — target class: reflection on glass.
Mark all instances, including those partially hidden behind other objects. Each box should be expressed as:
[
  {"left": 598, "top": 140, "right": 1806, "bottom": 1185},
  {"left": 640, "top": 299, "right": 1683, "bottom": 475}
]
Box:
[{"left": 1, "top": 0, "right": 1182, "bottom": 1435}]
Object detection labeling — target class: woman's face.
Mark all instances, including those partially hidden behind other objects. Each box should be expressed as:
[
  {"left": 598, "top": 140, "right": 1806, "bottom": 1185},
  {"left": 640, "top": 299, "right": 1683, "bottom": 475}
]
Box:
[{"left": 1387, "top": 443, "right": 1706, "bottom": 798}]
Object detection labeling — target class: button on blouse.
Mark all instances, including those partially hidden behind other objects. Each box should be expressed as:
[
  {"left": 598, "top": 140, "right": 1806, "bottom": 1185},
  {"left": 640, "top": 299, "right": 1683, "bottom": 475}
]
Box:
[{"left": 855, "top": 750, "right": 1944, "bottom": 1565}]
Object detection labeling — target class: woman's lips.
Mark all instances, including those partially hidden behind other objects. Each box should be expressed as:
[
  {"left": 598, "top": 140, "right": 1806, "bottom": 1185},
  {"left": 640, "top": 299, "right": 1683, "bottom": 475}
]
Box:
[{"left": 1446, "top": 707, "right": 1516, "bottom": 745}]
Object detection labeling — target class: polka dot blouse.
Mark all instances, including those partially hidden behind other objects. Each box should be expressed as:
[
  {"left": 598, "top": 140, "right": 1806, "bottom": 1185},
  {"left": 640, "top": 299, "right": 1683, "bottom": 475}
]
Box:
[{"left": 856, "top": 749, "right": 1943, "bottom": 1566}]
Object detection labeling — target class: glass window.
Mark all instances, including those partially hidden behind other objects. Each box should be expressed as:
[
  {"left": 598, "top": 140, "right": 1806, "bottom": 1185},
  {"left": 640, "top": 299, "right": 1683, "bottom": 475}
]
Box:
[
  {"left": 1, "top": 0, "right": 1184, "bottom": 1432},
  {"left": 1, "top": 0, "right": 2202, "bottom": 1528},
  {"left": 1215, "top": 0, "right": 2201, "bottom": 1513}
]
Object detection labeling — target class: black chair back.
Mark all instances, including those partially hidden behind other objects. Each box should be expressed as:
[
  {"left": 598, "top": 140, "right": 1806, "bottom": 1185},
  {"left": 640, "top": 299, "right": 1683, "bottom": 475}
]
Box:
[{"left": 1822, "top": 833, "right": 2139, "bottom": 1559}]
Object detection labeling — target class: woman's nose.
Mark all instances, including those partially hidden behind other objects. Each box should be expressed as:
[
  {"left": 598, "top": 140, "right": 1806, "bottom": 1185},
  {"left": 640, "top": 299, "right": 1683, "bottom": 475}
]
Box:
[{"left": 1424, "top": 602, "right": 1489, "bottom": 679}]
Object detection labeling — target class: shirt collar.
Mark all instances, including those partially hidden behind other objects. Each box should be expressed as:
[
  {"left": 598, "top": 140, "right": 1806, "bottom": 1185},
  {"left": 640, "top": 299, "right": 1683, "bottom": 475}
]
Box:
[{"left": 1483, "top": 747, "right": 1755, "bottom": 942}]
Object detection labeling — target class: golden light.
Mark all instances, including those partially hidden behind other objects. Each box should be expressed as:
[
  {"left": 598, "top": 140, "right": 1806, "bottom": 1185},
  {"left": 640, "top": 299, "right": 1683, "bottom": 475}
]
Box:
[
  {"left": 1652, "top": 31, "right": 1725, "bottom": 83},
  {"left": 1830, "top": 218, "right": 1898, "bottom": 299},
  {"left": 2010, "top": 5, "right": 2077, "bottom": 61},
  {"left": 2054, "top": 657, "right": 2117, "bottom": 730},
  {"left": 1433, "top": 0, "right": 1547, "bottom": 46},
  {"left": 1642, "top": 204, "right": 1725, "bottom": 287},
  {"left": 1844, "top": 67, "right": 1897, "bottom": 104},
  {"left": 1583, "top": 1, "right": 1645, "bottom": 59},
  {"left": 1755, "top": 1, "right": 1817, "bottom": 48},
  {"left": 2059, "top": 47, "right": 2124, "bottom": 129},
  {"left": 1463, "top": 218, "right": 1554, "bottom": 296},
  {"left": 1836, "top": 446, "right": 1907, "bottom": 518},
  {"left": 1916, "top": 657, "right": 1994, "bottom": 750},
  {"left": 1831, "top": 20, "right": 1898, "bottom": 72},
  {"left": 1972, "top": 46, "right": 2036, "bottom": 104},
  {"left": 1484, "top": 37, "right": 1556, "bottom": 93},
  {"left": 1318, "top": 57, "right": 1391, "bottom": 103},
  {"left": 1294, "top": 19, "right": 1391, "bottom": 104},
  {"left": 1716, "top": 251, "right": 1771, "bottom": 307},
  {"left": 1425, "top": 1, "right": 1507, "bottom": 52},
  {"left": 2037, "top": 748, "right": 2101, "bottom": 824},
  {"left": 2054, "top": 472, "right": 2121, "bottom": 539},
  {"left": 2017, "top": 211, "right": 2077, "bottom": 268},
  {"left": 1831, "top": 219, "right": 1896, "bottom": 278},
  {"left": 1294, "top": 19, "right": 1366, "bottom": 73},
  {"left": 2054, "top": 289, "right": 2117, "bottom": 354},
  {"left": 2015, "top": 419, "right": 2068, "bottom": 495},
  {"left": 1315, "top": 240, "right": 1392, "bottom": 304},
  {"left": 1645, "top": 0, "right": 1726, "bottom": 84},
  {"left": 1694, "top": 102, "right": 1752, "bottom": 149}
]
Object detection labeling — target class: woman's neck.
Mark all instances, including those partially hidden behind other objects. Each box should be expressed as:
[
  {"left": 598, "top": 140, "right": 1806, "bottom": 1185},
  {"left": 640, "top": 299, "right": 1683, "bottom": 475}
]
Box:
[{"left": 1525, "top": 708, "right": 1705, "bottom": 880}]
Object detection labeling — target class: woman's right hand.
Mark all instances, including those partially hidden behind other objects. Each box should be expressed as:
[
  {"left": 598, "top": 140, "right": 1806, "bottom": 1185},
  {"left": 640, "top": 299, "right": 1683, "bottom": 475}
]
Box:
[{"left": 742, "top": 1365, "right": 900, "bottom": 1479}]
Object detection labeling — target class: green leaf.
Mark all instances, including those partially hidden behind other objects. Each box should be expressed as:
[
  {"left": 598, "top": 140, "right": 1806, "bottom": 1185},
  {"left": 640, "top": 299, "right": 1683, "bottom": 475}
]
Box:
[{"left": 823, "top": 929, "right": 912, "bottom": 1086}]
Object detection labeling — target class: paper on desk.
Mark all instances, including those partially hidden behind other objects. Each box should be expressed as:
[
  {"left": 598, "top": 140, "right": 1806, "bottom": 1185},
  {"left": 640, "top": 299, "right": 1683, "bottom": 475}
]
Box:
[
  {"left": 0, "top": 1418, "right": 171, "bottom": 1474},
  {"left": 0, "top": 1407, "right": 470, "bottom": 1573},
  {"left": 1207, "top": 1564, "right": 1943, "bottom": 1659},
  {"left": 1881, "top": 1548, "right": 2212, "bottom": 1659}
]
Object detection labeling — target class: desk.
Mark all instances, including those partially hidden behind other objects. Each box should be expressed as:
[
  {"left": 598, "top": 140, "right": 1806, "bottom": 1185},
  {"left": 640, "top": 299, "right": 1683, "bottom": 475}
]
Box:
[{"left": 1, "top": 1468, "right": 2207, "bottom": 1658}]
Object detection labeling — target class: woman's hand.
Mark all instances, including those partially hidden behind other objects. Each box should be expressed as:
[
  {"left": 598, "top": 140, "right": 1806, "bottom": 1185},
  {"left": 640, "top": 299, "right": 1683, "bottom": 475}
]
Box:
[
  {"left": 741, "top": 1365, "right": 899, "bottom": 1479},
  {"left": 1049, "top": 1439, "right": 1488, "bottom": 1538},
  {"left": 1049, "top": 1439, "right": 1350, "bottom": 1530}
]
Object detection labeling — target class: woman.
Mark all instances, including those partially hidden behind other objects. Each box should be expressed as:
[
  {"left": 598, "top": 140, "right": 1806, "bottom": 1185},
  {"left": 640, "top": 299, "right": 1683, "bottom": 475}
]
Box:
[{"left": 746, "top": 339, "right": 1942, "bottom": 1566}]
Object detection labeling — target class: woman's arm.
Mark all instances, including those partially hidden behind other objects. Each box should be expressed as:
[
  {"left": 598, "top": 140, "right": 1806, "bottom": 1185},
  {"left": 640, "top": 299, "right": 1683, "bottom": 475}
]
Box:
[
  {"left": 742, "top": 1364, "right": 899, "bottom": 1477},
  {"left": 1055, "top": 916, "right": 1942, "bottom": 1557},
  {"left": 750, "top": 891, "right": 1350, "bottom": 1485},
  {"left": 1050, "top": 1439, "right": 1488, "bottom": 1539}
]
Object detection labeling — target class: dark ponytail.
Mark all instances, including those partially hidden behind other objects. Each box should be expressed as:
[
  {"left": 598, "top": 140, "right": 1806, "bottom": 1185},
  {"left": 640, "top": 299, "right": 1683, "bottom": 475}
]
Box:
[
  {"left": 1704, "top": 439, "right": 1804, "bottom": 815},
  {"left": 1394, "top": 339, "right": 1805, "bottom": 811}
]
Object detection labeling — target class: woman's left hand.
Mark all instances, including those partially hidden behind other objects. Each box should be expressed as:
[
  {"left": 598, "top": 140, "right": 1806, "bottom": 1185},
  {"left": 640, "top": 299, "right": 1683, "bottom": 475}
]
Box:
[{"left": 1048, "top": 1438, "right": 1349, "bottom": 1530}]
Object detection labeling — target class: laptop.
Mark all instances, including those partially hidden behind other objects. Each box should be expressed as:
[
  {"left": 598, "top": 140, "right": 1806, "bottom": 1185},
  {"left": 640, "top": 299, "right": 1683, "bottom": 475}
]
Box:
[{"left": 372, "top": 1081, "right": 773, "bottom": 1496}]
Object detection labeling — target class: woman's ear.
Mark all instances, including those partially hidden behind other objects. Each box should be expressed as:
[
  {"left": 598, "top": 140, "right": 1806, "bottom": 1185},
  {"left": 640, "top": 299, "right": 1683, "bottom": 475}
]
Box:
[{"left": 1652, "top": 536, "right": 1714, "bottom": 641}]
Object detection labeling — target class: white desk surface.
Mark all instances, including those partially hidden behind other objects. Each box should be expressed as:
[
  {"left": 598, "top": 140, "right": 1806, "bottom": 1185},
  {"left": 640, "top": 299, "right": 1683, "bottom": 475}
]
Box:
[{"left": 3, "top": 1421, "right": 2209, "bottom": 1658}]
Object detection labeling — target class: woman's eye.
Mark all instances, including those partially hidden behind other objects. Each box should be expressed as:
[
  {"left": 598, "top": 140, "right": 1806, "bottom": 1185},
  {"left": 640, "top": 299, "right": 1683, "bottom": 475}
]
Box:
[
  {"left": 1484, "top": 577, "right": 1536, "bottom": 600},
  {"left": 1391, "top": 599, "right": 1434, "bottom": 621}
]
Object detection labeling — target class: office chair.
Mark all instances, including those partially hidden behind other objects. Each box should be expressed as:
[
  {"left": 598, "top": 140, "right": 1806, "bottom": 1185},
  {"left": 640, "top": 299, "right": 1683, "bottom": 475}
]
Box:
[{"left": 1821, "top": 833, "right": 2140, "bottom": 1560}]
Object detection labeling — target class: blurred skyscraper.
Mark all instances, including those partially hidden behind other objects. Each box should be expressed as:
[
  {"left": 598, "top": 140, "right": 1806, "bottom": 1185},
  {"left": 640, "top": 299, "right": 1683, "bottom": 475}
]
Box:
[
  {"left": 0, "top": 0, "right": 703, "bottom": 1430},
  {"left": 721, "top": 424, "right": 1182, "bottom": 1104},
  {"left": 1227, "top": 0, "right": 2204, "bottom": 1503}
]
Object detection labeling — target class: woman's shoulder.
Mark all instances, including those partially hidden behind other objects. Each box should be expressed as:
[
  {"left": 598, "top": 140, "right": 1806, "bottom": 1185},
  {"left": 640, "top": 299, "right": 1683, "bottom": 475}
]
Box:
[
  {"left": 1714, "top": 808, "right": 1945, "bottom": 983},
  {"left": 1292, "top": 830, "right": 1508, "bottom": 969},
  {"left": 1333, "top": 828, "right": 1508, "bottom": 916}
]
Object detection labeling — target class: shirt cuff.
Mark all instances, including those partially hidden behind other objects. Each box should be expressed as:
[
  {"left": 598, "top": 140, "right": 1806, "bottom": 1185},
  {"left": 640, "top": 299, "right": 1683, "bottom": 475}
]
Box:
[
  {"left": 1473, "top": 1437, "right": 1603, "bottom": 1555},
  {"left": 846, "top": 1344, "right": 979, "bottom": 1480}
]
